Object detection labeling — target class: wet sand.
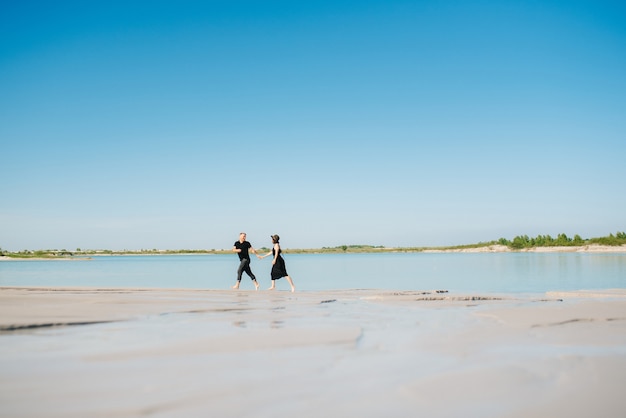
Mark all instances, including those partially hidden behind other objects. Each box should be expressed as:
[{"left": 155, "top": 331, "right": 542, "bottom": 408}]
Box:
[{"left": 1, "top": 287, "right": 625, "bottom": 417}]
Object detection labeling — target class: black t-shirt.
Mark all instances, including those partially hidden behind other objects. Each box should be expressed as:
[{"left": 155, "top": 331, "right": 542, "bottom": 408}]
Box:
[{"left": 234, "top": 240, "right": 252, "bottom": 260}]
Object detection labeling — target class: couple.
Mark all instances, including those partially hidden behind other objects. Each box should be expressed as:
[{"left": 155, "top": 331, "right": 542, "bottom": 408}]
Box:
[{"left": 231, "top": 232, "right": 296, "bottom": 292}]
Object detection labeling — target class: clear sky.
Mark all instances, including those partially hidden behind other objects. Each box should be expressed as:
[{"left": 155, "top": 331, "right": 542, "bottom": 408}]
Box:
[{"left": 1, "top": 0, "right": 625, "bottom": 251}]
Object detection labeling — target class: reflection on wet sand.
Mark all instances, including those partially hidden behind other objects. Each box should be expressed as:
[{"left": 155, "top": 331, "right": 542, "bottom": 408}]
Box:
[{"left": 1, "top": 287, "right": 625, "bottom": 417}]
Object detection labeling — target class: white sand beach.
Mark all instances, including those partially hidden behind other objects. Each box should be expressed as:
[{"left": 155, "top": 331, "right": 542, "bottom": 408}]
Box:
[
  {"left": 423, "top": 244, "right": 626, "bottom": 253},
  {"left": 1, "top": 287, "right": 625, "bottom": 418}
]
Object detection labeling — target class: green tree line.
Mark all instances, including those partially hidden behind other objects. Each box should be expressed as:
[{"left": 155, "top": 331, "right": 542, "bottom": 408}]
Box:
[{"left": 498, "top": 231, "right": 626, "bottom": 250}]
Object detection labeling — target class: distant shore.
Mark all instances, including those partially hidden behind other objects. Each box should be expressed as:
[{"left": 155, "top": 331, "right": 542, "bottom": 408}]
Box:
[
  {"left": 421, "top": 244, "right": 626, "bottom": 253},
  {"left": 2, "top": 243, "right": 626, "bottom": 261}
]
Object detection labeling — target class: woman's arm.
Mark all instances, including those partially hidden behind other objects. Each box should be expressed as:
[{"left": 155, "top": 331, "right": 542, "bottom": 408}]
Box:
[{"left": 258, "top": 249, "right": 272, "bottom": 259}]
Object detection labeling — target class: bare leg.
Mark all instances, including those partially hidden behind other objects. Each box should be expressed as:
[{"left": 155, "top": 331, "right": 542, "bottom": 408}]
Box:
[
  {"left": 268, "top": 280, "right": 276, "bottom": 290},
  {"left": 253, "top": 279, "right": 259, "bottom": 290},
  {"left": 285, "top": 275, "right": 295, "bottom": 293}
]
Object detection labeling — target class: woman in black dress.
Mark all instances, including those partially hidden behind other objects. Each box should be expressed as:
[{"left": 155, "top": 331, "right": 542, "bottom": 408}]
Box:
[{"left": 258, "top": 234, "right": 295, "bottom": 292}]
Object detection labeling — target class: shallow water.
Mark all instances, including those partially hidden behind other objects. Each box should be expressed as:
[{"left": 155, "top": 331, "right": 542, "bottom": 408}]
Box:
[{"left": 1, "top": 252, "right": 625, "bottom": 293}]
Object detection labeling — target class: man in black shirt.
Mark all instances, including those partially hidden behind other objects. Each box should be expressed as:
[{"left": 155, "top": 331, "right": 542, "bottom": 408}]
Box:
[{"left": 232, "top": 232, "right": 260, "bottom": 290}]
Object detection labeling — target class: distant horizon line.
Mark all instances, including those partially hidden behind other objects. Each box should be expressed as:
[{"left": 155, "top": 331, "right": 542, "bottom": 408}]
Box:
[{"left": 2, "top": 231, "right": 625, "bottom": 255}]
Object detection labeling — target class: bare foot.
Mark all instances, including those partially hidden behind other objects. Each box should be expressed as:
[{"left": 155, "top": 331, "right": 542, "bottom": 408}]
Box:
[
  {"left": 290, "top": 286, "right": 295, "bottom": 293},
  {"left": 254, "top": 280, "right": 260, "bottom": 291},
  {"left": 231, "top": 283, "right": 240, "bottom": 290},
  {"left": 267, "top": 286, "right": 275, "bottom": 291}
]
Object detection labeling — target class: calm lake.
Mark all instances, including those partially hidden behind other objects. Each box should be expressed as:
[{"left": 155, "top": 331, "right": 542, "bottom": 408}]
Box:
[{"left": 1, "top": 253, "right": 625, "bottom": 293}]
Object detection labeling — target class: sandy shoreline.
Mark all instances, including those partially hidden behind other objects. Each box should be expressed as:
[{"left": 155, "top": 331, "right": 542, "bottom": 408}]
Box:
[
  {"left": 422, "top": 244, "right": 626, "bottom": 253},
  {"left": 1, "top": 286, "right": 626, "bottom": 417},
  {"left": 1, "top": 244, "right": 626, "bottom": 261}
]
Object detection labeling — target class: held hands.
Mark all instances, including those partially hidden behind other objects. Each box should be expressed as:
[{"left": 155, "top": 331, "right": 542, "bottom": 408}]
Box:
[{"left": 255, "top": 253, "right": 273, "bottom": 261}]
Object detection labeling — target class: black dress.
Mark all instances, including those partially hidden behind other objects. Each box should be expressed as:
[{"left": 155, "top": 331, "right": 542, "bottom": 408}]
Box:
[{"left": 271, "top": 247, "right": 288, "bottom": 280}]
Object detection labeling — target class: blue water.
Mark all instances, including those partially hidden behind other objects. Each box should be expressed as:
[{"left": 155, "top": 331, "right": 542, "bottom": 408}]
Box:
[{"left": 1, "top": 253, "right": 625, "bottom": 293}]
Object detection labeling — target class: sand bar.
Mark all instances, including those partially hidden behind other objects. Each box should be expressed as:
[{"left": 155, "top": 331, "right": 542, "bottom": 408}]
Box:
[
  {"left": 1, "top": 287, "right": 626, "bottom": 417},
  {"left": 2, "top": 244, "right": 626, "bottom": 262},
  {"left": 422, "top": 244, "right": 626, "bottom": 253}
]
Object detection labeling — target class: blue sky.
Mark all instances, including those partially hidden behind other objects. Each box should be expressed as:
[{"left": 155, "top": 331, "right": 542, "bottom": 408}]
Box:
[{"left": 1, "top": 0, "right": 625, "bottom": 251}]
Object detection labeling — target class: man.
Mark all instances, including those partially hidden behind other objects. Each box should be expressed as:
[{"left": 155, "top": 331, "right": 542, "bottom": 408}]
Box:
[{"left": 232, "top": 232, "right": 260, "bottom": 290}]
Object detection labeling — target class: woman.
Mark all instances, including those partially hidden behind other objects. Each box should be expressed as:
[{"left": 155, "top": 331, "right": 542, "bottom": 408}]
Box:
[{"left": 258, "top": 234, "right": 295, "bottom": 292}]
